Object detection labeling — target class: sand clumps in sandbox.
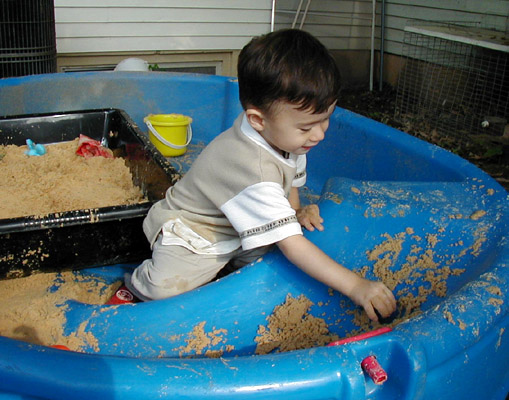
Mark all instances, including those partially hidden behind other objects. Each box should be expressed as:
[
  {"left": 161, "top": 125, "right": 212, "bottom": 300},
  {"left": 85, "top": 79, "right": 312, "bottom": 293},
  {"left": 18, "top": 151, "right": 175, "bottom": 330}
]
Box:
[
  {"left": 174, "top": 294, "right": 339, "bottom": 357},
  {"left": 176, "top": 321, "right": 231, "bottom": 358},
  {"left": 0, "top": 271, "right": 119, "bottom": 351},
  {"left": 254, "top": 294, "right": 339, "bottom": 354},
  {"left": 346, "top": 227, "right": 469, "bottom": 333},
  {"left": 0, "top": 139, "right": 145, "bottom": 219}
]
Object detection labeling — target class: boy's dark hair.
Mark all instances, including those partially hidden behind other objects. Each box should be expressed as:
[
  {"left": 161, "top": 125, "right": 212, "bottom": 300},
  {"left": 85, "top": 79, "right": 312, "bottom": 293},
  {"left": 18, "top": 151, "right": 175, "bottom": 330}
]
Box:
[{"left": 238, "top": 29, "right": 341, "bottom": 114}]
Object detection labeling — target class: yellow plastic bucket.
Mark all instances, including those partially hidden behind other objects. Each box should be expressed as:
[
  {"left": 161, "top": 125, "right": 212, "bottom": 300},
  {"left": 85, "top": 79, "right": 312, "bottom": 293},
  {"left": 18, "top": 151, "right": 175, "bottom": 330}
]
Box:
[{"left": 144, "top": 114, "right": 193, "bottom": 156}]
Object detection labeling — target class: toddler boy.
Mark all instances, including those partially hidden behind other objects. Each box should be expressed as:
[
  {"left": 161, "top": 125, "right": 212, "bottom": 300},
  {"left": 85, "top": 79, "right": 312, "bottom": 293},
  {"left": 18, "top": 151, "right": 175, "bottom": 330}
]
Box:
[{"left": 124, "top": 29, "right": 396, "bottom": 321}]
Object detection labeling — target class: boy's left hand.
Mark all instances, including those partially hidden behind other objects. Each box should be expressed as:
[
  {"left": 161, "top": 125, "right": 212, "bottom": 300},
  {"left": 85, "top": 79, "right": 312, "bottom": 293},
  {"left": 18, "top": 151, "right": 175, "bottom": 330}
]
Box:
[{"left": 296, "top": 204, "right": 324, "bottom": 231}]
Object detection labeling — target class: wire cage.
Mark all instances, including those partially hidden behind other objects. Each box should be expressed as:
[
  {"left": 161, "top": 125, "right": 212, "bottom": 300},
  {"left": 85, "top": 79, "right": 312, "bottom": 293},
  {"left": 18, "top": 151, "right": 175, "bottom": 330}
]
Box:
[
  {"left": 0, "top": 0, "right": 57, "bottom": 78},
  {"left": 395, "top": 22, "right": 509, "bottom": 140}
]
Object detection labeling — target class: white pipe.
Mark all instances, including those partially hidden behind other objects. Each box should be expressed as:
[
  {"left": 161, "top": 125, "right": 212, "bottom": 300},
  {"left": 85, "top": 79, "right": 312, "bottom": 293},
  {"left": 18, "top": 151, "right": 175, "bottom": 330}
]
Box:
[
  {"left": 299, "top": 0, "right": 312, "bottom": 29},
  {"left": 292, "top": 0, "right": 304, "bottom": 29},
  {"left": 379, "top": 0, "right": 386, "bottom": 90},
  {"left": 370, "top": 0, "right": 376, "bottom": 91},
  {"left": 271, "top": 0, "right": 276, "bottom": 32}
]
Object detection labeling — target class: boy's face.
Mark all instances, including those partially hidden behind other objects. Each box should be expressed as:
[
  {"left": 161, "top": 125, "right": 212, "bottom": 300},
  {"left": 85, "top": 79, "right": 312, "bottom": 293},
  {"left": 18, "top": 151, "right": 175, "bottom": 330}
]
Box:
[{"left": 247, "top": 101, "right": 336, "bottom": 156}]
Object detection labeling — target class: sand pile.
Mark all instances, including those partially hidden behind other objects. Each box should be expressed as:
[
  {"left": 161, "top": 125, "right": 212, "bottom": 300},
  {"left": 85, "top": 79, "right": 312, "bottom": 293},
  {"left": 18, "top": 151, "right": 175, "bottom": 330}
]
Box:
[
  {"left": 0, "top": 271, "right": 119, "bottom": 351},
  {"left": 254, "top": 294, "right": 339, "bottom": 354},
  {"left": 0, "top": 139, "right": 145, "bottom": 219}
]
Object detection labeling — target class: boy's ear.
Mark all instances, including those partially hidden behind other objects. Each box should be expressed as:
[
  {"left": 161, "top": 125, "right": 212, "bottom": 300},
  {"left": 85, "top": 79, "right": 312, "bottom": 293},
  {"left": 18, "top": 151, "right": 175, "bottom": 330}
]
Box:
[{"left": 245, "top": 108, "right": 265, "bottom": 132}]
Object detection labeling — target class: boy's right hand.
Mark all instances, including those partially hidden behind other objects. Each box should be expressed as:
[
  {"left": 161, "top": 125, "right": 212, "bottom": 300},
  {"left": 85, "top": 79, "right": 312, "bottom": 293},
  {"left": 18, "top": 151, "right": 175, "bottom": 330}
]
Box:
[
  {"left": 276, "top": 234, "right": 396, "bottom": 323},
  {"left": 347, "top": 278, "right": 396, "bottom": 322}
]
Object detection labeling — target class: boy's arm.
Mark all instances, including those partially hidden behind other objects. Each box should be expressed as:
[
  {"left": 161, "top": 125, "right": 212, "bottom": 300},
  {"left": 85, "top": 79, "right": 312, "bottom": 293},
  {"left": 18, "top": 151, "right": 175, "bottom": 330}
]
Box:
[
  {"left": 277, "top": 234, "right": 396, "bottom": 321},
  {"left": 288, "top": 187, "right": 301, "bottom": 210},
  {"left": 289, "top": 187, "right": 324, "bottom": 231}
]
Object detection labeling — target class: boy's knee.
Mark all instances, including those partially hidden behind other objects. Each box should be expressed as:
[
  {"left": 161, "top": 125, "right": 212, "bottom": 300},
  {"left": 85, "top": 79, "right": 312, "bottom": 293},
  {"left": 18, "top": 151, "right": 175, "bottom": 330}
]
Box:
[{"left": 128, "top": 266, "right": 191, "bottom": 301}]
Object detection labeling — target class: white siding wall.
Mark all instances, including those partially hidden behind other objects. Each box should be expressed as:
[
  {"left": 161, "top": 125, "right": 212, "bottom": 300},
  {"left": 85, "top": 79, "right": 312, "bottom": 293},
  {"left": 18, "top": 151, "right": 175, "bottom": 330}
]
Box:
[
  {"left": 53, "top": 0, "right": 508, "bottom": 83},
  {"left": 54, "top": 0, "right": 273, "bottom": 54},
  {"left": 55, "top": 0, "right": 508, "bottom": 56}
]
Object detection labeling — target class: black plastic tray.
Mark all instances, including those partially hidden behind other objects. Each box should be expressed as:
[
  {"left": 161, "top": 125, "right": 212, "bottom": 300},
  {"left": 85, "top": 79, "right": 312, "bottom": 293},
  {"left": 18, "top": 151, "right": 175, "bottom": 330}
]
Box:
[{"left": 0, "top": 109, "right": 179, "bottom": 279}]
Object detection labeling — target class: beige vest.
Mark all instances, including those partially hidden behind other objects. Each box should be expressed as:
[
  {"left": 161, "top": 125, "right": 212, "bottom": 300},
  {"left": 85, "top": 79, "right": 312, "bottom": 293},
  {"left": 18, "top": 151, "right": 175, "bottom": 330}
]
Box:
[{"left": 143, "top": 114, "right": 298, "bottom": 247}]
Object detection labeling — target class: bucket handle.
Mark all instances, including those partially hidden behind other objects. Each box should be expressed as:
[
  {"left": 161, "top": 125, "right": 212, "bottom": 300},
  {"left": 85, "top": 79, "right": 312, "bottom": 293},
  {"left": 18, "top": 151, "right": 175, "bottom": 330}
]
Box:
[{"left": 145, "top": 119, "right": 192, "bottom": 150}]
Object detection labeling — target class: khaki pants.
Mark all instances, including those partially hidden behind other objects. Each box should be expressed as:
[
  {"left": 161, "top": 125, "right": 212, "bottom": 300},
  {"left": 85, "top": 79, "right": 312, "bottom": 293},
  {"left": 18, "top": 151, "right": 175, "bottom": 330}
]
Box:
[{"left": 126, "top": 234, "right": 271, "bottom": 301}]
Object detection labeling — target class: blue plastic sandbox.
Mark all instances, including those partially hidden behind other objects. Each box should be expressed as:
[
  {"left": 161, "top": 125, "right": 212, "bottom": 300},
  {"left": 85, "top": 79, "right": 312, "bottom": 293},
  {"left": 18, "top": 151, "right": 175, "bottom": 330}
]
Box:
[{"left": 0, "top": 72, "right": 507, "bottom": 400}]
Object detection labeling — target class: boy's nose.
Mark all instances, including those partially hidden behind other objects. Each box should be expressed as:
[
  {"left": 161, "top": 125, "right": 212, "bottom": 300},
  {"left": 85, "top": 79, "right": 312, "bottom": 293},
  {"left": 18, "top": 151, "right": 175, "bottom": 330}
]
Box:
[{"left": 310, "top": 125, "right": 326, "bottom": 142}]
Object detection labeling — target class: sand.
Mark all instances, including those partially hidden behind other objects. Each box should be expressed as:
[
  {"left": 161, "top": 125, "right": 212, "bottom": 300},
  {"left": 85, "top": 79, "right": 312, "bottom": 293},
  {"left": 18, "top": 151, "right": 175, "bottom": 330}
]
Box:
[
  {"left": 176, "top": 321, "right": 229, "bottom": 358},
  {"left": 170, "top": 294, "right": 339, "bottom": 357},
  {"left": 0, "top": 138, "right": 145, "bottom": 219},
  {"left": 0, "top": 271, "right": 119, "bottom": 351},
  {"left": 254, "top": 294, "right": 339, "bottom": 354},
  {"left": 0, "top": 138, "right": 143, "bottom": 350},
  {"left": 346, "top": 227, "right": 468, "bottom": 332}
]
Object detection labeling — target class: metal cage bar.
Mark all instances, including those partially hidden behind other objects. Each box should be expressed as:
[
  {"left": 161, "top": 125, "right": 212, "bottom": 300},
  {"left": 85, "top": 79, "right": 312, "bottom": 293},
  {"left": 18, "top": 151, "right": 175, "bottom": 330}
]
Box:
[
  {"left": 0, "top": 0, "right": 57, "bottom": 78},
  {"left": 396, "top": 22, "right": 509, "bottom": 139}
]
